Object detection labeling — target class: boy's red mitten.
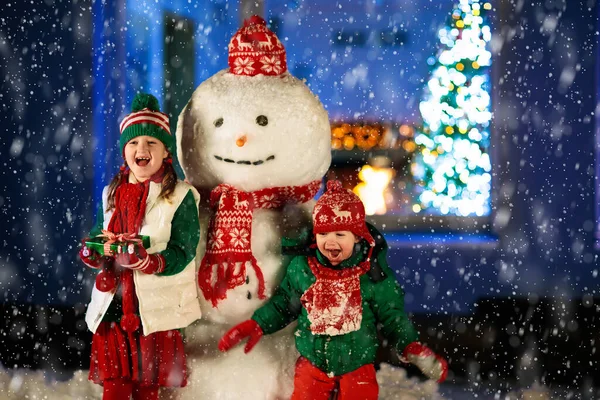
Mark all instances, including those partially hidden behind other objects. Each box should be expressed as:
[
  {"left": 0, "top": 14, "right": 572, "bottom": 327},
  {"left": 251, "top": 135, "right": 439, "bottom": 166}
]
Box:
[
  {"left": 218, "top": 319, "right": 264, "bottom": 354},
  {"left": 402, "top": 342, "right": 448, "bottom": 383},
  {"left": 115, "top": 243, "right": 165, "bottom": 274}
]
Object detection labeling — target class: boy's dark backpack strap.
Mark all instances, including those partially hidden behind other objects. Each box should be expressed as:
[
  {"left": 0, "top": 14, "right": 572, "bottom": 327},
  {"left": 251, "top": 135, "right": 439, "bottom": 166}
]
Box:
[
  {"left": 282, "top": 243, "right": 315, "bottom": 257},
  {"left": 366, "top": 222, "right": 388, "bottom": 283}
]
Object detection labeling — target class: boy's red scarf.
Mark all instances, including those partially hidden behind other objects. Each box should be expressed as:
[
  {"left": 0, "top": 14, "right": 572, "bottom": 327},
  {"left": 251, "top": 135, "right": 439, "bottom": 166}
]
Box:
[
  {"left": 301, "top": 256, "right": 370, "bottom": 336},
  {"left": 199, "top": 180, "right": 321, "bottom": 307}
]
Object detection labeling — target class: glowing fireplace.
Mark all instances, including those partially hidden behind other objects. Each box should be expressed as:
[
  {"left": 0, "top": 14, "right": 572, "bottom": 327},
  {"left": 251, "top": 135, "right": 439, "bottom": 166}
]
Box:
[{"left": 353, "top": 163, "right": 395, "bottom": 216}]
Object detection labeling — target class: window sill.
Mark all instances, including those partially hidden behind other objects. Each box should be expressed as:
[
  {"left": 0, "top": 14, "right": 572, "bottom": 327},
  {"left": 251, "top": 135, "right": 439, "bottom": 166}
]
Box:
[{"left": 383, "top": 231, "right": 499, "bottom": 250}]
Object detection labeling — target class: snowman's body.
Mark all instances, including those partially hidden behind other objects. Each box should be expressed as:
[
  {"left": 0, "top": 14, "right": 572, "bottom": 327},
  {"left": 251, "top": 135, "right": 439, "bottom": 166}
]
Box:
[
  {"left": 172, "top": 67, "right": 331, "bottom": 400},
  {"left": 179, "top": 206, "right": 309, "bottom": 400},
  {"left": 196, "top": 205, "right": 312, "bottom": 324}
]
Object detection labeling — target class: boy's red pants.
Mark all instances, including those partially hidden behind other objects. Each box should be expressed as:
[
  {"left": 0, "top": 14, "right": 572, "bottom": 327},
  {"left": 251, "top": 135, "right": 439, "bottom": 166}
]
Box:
[{"left": 290, "top": 357, "right": 379, "bottom": 400}]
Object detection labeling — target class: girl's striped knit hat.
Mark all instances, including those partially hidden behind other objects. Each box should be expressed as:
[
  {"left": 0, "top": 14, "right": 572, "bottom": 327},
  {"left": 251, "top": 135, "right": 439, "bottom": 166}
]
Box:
[{"left": 119, "top": 93, "right": 174, "bottom": 156}]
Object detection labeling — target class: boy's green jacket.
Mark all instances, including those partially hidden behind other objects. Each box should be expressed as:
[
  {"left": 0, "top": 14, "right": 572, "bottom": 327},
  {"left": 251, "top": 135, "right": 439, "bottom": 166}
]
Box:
[{"left": 252, "top": 236, "right": 418, "bottom": 376}]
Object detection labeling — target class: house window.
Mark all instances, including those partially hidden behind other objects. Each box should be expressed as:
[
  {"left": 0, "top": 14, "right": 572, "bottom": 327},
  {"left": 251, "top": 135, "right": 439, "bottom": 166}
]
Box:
[{"left": 266, "top": 0, "right": 493, "bottom": 232}]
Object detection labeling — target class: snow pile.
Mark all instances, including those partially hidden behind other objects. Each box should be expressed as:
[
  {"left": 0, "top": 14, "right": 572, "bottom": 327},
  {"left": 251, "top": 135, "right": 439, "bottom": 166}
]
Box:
[
  {"left": 509, "top": 383, "right": 552, "bottom": 400},
  {"left": 378, "top": 363, "right": 443, "bottom": 400},
  {"left": 0, "top": 369, "right": 101, "bottom": 400}
]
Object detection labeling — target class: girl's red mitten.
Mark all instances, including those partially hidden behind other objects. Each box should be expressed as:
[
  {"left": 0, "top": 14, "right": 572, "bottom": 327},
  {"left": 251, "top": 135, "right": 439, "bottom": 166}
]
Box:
[
  {"left": 79, "top": 240, "right": 103, "bottom": 269},
  {"left": 115, "top": 244, "right": 165, "bottom": 274}
]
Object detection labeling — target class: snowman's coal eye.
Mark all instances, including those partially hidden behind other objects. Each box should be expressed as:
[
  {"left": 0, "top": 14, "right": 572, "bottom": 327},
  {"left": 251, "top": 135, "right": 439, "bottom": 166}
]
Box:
[
  {"left": 214, "top": 117, "right": 224, "bottom": 128},
  {"left": 256, "top": 115, "right": 268, "bottom": 126}
]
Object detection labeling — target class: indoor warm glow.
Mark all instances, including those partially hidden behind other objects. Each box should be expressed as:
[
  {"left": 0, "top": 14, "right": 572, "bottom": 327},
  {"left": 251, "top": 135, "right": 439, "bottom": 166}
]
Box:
[{"left": 354, "top": 165, "right": 394, "bottom": 215}]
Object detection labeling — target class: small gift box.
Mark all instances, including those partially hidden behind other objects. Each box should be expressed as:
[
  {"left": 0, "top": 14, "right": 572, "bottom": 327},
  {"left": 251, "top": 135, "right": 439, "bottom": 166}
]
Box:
[{"left": 85, "top": 231, "right": 151, "bottom": 256}]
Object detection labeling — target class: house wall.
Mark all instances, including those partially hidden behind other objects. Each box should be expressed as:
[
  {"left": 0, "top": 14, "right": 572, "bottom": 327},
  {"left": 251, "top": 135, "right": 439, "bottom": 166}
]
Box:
[{"left": 1, "top": 0, "right": 597, "bottom": 314}]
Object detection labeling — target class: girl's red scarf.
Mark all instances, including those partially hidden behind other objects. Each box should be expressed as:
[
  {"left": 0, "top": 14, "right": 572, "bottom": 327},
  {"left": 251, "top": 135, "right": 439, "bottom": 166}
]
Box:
[
  {"left": 199, "top": 180, "right": 321, "bottom": 307},
  {"left": 106, "top": 165, "right": 166, "bottom": 339}
]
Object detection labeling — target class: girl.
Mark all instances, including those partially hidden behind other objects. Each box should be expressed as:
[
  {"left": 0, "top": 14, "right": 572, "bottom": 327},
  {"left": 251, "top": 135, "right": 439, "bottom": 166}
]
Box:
[{"left": 79, "top": 93, "right": 202, "bottom": 400}]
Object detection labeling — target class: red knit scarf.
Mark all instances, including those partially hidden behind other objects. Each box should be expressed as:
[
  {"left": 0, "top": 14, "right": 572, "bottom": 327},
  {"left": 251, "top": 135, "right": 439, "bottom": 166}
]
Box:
[
  {"left": 301, "top": 256, "right": 370, "bottom": 336},
  {"left": 199, "top": 180, "right": 321, "bottom": 307},
  {"left": 106, "top": 165, "right": 166, "bottom": 338}
]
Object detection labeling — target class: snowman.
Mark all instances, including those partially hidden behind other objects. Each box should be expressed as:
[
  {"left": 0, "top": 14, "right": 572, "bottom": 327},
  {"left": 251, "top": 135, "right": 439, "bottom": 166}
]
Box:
[{"left": 172, "top": 16, "right": 332, "bottom": 400}]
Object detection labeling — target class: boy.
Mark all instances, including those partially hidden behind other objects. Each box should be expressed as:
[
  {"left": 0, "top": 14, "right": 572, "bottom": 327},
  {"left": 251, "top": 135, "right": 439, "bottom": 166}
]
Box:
[{"left": 219, "top": 180, "right": 447, "bottom": 399}]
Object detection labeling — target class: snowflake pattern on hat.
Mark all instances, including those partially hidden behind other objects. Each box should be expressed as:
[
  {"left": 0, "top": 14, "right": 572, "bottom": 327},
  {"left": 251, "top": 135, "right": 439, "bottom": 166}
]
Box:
[
  {"left": 228, "top": 15, "right": 287, "bottom": 77},
  {"left": 233, "top": 57, "right": 255, "bottom": 75}
]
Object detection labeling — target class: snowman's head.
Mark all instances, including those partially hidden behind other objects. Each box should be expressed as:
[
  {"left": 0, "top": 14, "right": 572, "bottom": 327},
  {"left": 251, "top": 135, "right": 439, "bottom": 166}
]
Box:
[
  {"left": 177, "top": 15, "right": 331, "bottom": 191},
  {"left": 176, "top": 70, "right": 331, "bottom": 191}
]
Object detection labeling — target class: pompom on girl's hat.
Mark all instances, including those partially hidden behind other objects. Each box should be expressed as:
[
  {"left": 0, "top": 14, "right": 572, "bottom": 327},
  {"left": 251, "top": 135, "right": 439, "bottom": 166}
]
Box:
[
  {"left": 312, "top": 180, "right": 375, "bottom": 247},
  {"left": 119, "top": 93, "right": 174, "bottom": 156},
  {"left": 228, "top": 15, "right": 287, "bottom": 77}
]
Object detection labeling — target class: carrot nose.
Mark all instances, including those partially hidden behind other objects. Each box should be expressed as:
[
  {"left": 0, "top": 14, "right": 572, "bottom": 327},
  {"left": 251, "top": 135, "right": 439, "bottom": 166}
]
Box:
[{"left": 236, "top": 135, "right": 247, "bottom": 147}]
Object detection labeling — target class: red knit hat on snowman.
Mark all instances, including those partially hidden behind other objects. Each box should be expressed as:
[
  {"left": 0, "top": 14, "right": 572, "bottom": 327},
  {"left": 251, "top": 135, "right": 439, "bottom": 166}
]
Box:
[
  {"left": 228, "top": 15, "right": 287, "bottom": 76},
  {"left": 312, "top": 180, "right": 375, "bottom": 251}
]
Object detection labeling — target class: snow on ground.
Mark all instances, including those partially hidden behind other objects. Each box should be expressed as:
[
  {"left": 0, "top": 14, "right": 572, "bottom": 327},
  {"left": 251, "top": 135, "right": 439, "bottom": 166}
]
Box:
[
  {"left": 1, "top": 364, "right": 586, "bottom": 399},
  {"left": 0, "top": 369, "right": 101, "bottom": 399},
  {"left": 0, "top": 363, "right": 442, "bottom": 400}
]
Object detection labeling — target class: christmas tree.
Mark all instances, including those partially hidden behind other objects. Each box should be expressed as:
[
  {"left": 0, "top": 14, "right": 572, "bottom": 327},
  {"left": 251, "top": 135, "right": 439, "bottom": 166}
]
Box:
[{"left": 412, "top": 0, "right": 493, "bottom": 216}]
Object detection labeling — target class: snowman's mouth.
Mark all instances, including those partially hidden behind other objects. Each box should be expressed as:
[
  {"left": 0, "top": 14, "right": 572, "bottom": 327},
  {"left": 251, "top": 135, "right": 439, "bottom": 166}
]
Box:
[{"left": 213, "top": 154, "right": 276, "bottom": 166}]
